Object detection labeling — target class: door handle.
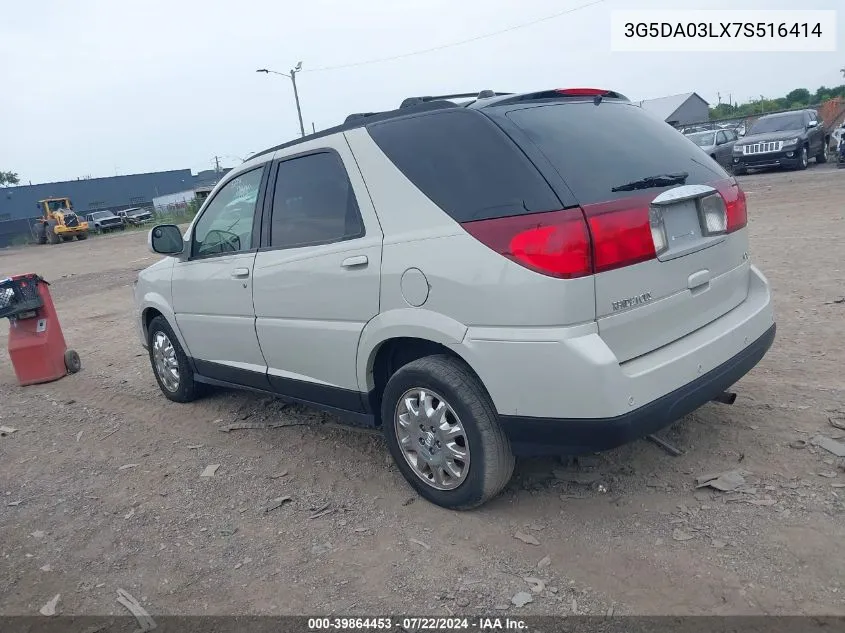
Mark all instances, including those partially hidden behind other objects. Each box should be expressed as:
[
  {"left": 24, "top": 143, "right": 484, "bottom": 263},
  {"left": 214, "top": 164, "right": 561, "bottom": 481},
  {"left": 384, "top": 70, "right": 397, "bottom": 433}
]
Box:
[
  {"left": 341, "top": 255, "right": 368, "bottom": 268},
  {"left": 231, "top": 267, "right": 250, "bottom": 279}
]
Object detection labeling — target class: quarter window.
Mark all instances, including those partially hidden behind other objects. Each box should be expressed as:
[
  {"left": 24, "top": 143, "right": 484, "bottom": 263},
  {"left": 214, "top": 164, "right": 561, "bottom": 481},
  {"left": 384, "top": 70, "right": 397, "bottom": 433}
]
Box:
[
  {"left": 269, "top": 152, "right": 364, "bottom": 249},
  {"left": 192, "top": 168, "right": 263, "bottom": 257}
]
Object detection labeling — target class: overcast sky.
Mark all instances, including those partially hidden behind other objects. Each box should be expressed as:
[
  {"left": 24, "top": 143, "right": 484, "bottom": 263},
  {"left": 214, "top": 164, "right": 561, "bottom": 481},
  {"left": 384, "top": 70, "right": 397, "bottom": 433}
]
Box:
[{"left": 2, "top": 0, "right": 842, "bottom": 184}]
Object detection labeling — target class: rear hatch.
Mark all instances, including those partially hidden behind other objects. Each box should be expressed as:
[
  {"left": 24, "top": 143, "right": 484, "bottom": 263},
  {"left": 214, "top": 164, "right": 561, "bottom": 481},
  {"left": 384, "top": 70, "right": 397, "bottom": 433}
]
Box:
[{"left": 499, "top": 99, "right": 750, "bottom": 362}]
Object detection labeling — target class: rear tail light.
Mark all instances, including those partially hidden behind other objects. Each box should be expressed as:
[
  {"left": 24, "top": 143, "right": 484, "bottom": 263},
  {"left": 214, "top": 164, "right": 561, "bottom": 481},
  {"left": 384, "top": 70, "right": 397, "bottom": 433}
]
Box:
[
  {"left": 583, "top": 203, "right": 656, "bottom": 273},
  {"left": 724, "top": 185, "right": 748, "bottom": 232},
  {"left": 698, "top": 193, "right": 728, "bottom": 236},
  {"left": 461, "top": 209, "right": 591, "bottom": 279},
  {"left": 702, "top": 182, "right": 747, "bottom": 234},
  {"left": 461, "top": 179, "right": 746, "bottom": 279}
]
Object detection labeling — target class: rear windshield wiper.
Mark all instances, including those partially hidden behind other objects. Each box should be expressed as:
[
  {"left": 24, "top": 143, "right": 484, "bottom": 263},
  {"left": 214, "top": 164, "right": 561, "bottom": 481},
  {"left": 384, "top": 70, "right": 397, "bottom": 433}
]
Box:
[{"left": 611, "top": 172, "right": 689, "bottom": 192}]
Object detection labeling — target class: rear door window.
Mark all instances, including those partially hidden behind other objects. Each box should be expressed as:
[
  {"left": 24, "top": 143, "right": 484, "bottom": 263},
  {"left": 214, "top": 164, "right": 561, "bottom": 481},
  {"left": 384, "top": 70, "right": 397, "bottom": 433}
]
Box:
[
  {"left": 367, "top": 109, "right": 560, "bottom": 222},
  {"left": 269, "top": 152, "right": 364, "bottom": 249},
  {"left": 504, "top": 102, "right": 729, "bottom": 206}
]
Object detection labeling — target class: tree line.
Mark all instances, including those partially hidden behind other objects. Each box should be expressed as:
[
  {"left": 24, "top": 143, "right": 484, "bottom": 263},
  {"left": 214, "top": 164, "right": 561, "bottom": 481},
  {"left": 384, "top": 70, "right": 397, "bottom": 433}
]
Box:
[
  {"left": 0, "top": 171, "right": 20, "bottom": 187},
  {"left": 710, "top": 84, "right": 845, "bottom": 120}
]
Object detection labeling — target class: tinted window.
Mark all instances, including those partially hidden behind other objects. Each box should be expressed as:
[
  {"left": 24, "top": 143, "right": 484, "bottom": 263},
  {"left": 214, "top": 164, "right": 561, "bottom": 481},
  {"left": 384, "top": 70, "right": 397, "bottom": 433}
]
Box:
[
  {"left": 192, "top": 167, "right": 262, "bottom": 257},
  {"left": 367, "top": 109, "right": 560, "bottom": 222},
  {"left": 716, "top": 131, "right": 728, "bottom": 144},
  {"left": 505, "top": 102, "right": 728, "bottom": 205},
  {"left": 725, "top": 130, "right": 737, "bottom": 141},
  {"left": 270, "top": 152, "right": 364, "bottom": 249},
  {"left": 748, "top": 113, "right": 805, "bottom": 134}
]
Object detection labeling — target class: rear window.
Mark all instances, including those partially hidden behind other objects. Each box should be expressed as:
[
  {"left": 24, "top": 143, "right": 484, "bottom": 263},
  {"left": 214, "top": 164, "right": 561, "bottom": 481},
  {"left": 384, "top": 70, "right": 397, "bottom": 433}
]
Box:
[
  {"left": 505, "top": 102, "right": 729, "bottom": 206},
  {"left": 367, "top": 109, "right": 560, "bottom": 222}
]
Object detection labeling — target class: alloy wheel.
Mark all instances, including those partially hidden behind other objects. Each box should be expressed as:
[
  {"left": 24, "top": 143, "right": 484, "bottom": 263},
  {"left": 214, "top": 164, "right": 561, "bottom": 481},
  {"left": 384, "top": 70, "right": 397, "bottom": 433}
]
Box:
[{"left": 394, "top": 388, "right": 470, "bottom": 490}]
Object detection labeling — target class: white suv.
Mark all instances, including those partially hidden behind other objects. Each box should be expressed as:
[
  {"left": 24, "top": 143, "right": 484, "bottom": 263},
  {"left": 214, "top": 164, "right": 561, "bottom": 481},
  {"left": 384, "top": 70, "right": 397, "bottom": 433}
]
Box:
[{"left": 134, "top": 88, "right": 776, "bottom": 509}]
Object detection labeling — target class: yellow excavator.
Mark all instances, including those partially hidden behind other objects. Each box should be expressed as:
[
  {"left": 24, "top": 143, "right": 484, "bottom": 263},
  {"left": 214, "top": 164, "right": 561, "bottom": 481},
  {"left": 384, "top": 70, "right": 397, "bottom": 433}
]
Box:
[{"left": 36, "top": 198, "right": 89, "bottom": 244}]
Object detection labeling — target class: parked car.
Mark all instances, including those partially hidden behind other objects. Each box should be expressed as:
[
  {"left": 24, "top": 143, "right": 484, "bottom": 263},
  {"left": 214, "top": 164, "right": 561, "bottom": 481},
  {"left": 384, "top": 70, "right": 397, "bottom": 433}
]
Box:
[
  {"left": 85, "top": 210, "right": 125, "bottom": 234},
  {"left": 118, "top": 207, "right": 154, "bottom": 226},
  {"left": 731, "top": 109, "right": 830, "bottom": 174},
  {"left": 134, "top": 87, "right": 775, "bottom": 509},
  {"left": 685, "top": 129, "right": 737, "bottom": 169}
]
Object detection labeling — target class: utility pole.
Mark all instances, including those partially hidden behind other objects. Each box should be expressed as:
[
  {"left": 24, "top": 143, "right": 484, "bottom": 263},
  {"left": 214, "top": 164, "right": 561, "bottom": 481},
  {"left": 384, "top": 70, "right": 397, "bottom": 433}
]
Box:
[
  {"left": 290, "top": 67, "right": 305, "bottom": 138},
  {"left": 214, "top": 156, "right": 221, "bottom": 175},
  {"left": 256, "top": 63, "right": 306, "bottom": 137},
  {"left": 717, "top": 92, "right": 722, "bottom": 105},
  {"left": 312, "top": 122, "right": 316, "bottom": 134}
]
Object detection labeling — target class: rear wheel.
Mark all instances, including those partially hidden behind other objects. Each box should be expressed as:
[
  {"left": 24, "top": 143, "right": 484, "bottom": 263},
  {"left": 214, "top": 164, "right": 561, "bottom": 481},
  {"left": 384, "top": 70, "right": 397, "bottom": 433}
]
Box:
[
  {"left": 148, "top": 315, "right": 202, "bottom": 403},
  {"left": 381, "top": 355, "right": 514, "bottom": 510},
  {"left": 76, "top": 232, "right": 88, "bottom": 240},
  {"left": 816, "top": 142, "right": 829, "bottom": 164}
]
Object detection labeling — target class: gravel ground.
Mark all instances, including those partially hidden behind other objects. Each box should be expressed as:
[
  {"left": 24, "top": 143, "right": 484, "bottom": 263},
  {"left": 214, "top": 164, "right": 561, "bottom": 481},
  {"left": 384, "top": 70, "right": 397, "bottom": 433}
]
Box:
[{"left": 1, "top": 164, "right": 844, "bottom": 617}]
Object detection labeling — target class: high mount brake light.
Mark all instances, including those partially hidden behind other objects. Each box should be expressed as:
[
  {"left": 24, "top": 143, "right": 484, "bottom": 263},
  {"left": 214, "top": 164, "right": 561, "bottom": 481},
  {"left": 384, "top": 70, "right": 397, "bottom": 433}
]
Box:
[{"left": 556, "top": 88, "right": 610, "bottom": 96}]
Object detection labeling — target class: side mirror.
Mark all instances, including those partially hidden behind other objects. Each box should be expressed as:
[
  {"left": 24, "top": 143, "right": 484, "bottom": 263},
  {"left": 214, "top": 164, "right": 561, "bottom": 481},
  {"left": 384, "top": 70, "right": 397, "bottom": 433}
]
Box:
[
  {"left": 149, "top": 224, "right": 184, "bottom": 255},
  {"left": 808, "top": 120, "right": 818, "bottom": 128}
]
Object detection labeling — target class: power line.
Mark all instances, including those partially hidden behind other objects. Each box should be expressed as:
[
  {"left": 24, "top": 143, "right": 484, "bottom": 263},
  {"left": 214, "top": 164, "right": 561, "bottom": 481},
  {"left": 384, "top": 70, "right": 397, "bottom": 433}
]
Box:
[{"left": 304, "top": 0, "right": 605, "bottom": 73}]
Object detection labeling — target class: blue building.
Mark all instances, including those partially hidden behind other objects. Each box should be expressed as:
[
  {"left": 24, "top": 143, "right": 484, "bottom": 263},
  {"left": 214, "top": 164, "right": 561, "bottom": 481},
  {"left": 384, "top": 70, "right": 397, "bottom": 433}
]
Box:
[
  {"left": 0, "top": 169, "right": 198, "bottom": 222},
  {"left": 0, "top": 168, "right": 230, "bottom": 247}
]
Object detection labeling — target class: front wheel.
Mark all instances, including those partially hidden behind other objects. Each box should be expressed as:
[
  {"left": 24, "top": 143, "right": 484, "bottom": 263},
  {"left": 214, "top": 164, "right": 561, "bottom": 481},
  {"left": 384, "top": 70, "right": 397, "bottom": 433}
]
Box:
[
  {"left": 382, "top": 355, "right": 514, "bottom": 510},
  {"left": 816, "top": 142, "right": 829, "bottom": 164},
  {"left": 148, "top": 315, "right": 202, "bottom": 402},
  {"left": 796, "top": 145, "right": 808, "bottom": 170},
  {"left": 76, "top": 232, "right": 88, "bottom": 240}
]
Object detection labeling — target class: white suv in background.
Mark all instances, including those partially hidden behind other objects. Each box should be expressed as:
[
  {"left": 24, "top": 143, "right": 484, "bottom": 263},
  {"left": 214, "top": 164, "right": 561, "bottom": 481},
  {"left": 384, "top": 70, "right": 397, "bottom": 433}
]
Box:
[{"left": 134, "top": 88, "right": 776, "bottom": 509}]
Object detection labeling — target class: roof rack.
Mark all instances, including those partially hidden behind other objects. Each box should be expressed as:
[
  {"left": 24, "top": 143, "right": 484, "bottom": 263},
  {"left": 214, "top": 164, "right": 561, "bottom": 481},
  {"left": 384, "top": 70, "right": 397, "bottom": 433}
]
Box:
[
  {"left": 246, "top": 88, "right": 625, "bottom": 163},
  {"left": 399, "top": 90, "right": 513, "bottom": 108}
]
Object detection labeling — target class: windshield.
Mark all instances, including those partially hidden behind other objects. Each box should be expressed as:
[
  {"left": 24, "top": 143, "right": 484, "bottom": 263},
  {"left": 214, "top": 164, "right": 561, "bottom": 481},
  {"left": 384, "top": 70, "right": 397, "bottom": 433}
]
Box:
[
  {"left": 505, "top": 102, "right": 728, "bottom": 205},
  {"left": 687, "top": 132, "right": 715, "bottom": 147},
  {"left": 749, "top": 114, "right": 805, "bottom": 135},
  {"left": 91, "top": 212, "right": 110, "bottom": 219},
  {"left": 47, "top": 200, "right": 69, "bottom": 212},
  {"left": 127, "top": 209, "right": 147, "bottom": 216}
]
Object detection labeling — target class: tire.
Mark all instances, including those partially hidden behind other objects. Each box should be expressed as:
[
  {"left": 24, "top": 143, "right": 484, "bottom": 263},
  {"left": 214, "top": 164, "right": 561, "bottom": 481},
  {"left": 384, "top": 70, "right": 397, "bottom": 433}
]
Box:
[
  {"left": 37, "top": 223, "right": 47, "bottom": 245},
  {"left": 796, "top": 145, "right": 808, "bottom": 170},
  {"left": 64, "top": 349, "right": 81, "bottom": 374},
  {"left": 147, "top": 315, "right": 202, "bottom": 403},
  {"left": 95, "top": 226, "right": 102, "bottom": 235},
  {"left": 381, "top": 355, "right": 514, "bottom": 510},
  {"left": 46, "top": 221, "right": 60, "bottom": 244},
  {"left": 119, "top": 225, "right": 125, "bottom": 231},
  {"left": 816, "top": 141, "right": 829, "bottom": 164},
  {"left": 76, "top": 232, "right": 88, "bottom": 240}
]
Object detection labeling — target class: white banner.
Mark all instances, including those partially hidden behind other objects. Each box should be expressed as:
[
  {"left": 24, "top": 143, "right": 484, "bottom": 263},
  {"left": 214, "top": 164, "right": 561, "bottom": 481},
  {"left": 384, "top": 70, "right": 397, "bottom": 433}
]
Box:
[{"left": 611, "top": 10, "right": 837, "bottom": 52}]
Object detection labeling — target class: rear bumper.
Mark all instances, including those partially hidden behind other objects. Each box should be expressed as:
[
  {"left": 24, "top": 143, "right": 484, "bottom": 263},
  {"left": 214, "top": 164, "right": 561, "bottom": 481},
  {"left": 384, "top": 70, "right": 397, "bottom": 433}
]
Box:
[{"left": 499, "top": 323, "right": 775, "bottom": 456}]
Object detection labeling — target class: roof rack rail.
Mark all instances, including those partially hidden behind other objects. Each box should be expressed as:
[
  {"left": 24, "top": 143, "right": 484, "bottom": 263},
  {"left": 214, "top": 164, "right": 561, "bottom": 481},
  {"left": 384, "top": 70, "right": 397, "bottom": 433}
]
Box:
[{"left": 399, "top": 90, "right": 512, "bottom": 109}]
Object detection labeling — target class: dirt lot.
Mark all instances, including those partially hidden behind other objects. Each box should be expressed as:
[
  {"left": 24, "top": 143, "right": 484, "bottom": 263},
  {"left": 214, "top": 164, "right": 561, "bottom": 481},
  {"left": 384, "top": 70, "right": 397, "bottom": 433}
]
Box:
[{"left": 1, "top": 165, "right": 844, "bottom": 618}]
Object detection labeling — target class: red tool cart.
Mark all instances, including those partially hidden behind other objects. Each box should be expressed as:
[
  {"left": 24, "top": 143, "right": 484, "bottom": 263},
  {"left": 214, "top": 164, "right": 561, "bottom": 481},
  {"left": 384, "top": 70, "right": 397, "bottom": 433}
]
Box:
[{"left": 1, "top": 273, "right": 80, "bottom": 386}]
